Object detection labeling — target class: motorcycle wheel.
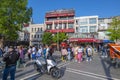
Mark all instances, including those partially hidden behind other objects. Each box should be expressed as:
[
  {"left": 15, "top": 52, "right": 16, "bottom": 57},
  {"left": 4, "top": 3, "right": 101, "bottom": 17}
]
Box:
[{"left": 51, "top": 67, "right": 61, "bottom": 79}]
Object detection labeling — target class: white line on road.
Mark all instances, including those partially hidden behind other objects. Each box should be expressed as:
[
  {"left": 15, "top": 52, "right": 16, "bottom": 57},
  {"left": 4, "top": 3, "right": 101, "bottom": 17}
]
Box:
[
  {"left": 20, "top": 72, "right": 39, "bottom": 80},
  {"left": 67, "top": 68, "right": 120, "bottom": 80},
  {"left": 66, "top": 69, "right": 107, "bottom": 80},
  {"left": 58, "top": 62, "right": 71, "bottom": 68}
]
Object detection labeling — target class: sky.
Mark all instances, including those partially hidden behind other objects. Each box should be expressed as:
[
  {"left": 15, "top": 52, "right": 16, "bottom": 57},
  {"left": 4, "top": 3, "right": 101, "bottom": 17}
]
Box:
[{"left": 28, "top": 0, "right": 120, "bottom": 24}]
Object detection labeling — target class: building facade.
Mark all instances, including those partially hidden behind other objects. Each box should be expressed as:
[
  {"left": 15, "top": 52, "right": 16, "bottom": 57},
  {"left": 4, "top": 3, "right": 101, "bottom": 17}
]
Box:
[
  {"left": 29, "top": 24, "right": 45, "bottom": 47},
  {"left": 98, "top": 18, "right": 112, "bottom": 39},
  {"left": 73, "top": 16, "right": 98, "bottom": 39},
  {"left": 45, "top": 9, "right": 75, "bottom": 37}
]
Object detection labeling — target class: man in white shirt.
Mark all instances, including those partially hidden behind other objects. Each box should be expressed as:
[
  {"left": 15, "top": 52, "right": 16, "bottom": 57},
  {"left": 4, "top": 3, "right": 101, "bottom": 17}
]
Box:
[{"left": 87, "top": 46, "right": 92, "bottom": 61}]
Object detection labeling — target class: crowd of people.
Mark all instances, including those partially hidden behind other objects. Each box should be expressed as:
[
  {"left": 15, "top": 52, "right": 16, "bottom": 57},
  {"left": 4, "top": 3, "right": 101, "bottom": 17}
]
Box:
[
  {"left": 61, "top": 45, "right": 94, "bottom": 63},
  {"left": 0, "top": 43, "right": 109, "bottom": 80}
]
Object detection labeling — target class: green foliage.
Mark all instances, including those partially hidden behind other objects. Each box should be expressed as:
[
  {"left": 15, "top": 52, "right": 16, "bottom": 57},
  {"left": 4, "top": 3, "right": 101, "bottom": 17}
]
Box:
[
  {"left": 42, "top": 32, "right": 53, "bottom": 45},
  {"left": 0, "top": 0, "right": 32, "bottom": 41},
  {"left": 108, "top": 17, "right": 120, "bottom": 42},
  {"left": 52, "top": 32, "right": 68, "bottom": 43}
]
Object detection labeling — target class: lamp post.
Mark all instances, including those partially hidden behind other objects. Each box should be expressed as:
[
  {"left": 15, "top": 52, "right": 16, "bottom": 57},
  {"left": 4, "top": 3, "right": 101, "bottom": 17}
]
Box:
[{"left": 56, "top": 26, "right": 59, "bottom": 51}]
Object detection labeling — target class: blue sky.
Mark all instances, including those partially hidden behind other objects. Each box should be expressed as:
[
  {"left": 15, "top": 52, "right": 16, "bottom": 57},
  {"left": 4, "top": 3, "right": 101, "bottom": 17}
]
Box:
[{"left": 28, "top": 0, "right": 120, "bottom": 23}]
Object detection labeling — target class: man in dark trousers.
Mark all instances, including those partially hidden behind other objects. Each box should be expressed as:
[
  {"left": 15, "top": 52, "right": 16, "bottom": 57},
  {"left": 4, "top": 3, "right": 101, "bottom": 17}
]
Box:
[{"left": 2, "top": 46, "right": 20, "bottom": 80}]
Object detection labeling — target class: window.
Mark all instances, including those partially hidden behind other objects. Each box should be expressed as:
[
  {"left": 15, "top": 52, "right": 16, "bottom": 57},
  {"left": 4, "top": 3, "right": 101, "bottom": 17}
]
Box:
[
  {"left": 59, "top": 24, "right": 62, "bottom": 29},
  {"left": 60, "top": 17, "right": 67, "bottom": 20},
  {"left": 55, "top": 24, "right": 58, "bottom": 29},
  {"left": 32, "top": 28, "right": 33, "bottom": 32},
  {"left": 47, "top": 17, "right": 57, "bottom": 21},
  {"left": 76, "top": 20, "right": 78, "bottom": 25},
  {"left": 89, "top": 26, "right": 96, "bottom": 32},
  {"left": 34, "top": 35, "right": 36, "bottom": 38},
  {"left": 47, "top": 24, "right": 52, "bottom": 29},
  {"left": 38, "top": 28, "right": 39, "bottom": 32},
  {"left": 99, "top": 19, "right": 104, "bottom": 23},
  {"left": 40, "top": 28, "right": 42, "bottom": 31},
  {"left": 89, "top": 18, "right": 97, "bottom": 24},
  {"left": 79, "top": 18, "right": 88, "bottom": 25},
  {"left": 31, "top": 35, "right": 33, "bottom": 38},
  {"left": 76, "top": 27, "right": 78, "bottom": 32},
  {"left": 37, "top": 35, "right": 39, "bottom": 38},
  {"left": 79, "top": 26, "right": 88, "bottom": 33},
  {"left": 68, "top": 16, "right": 74, "bottom": 19},
  {"left": 63, "top": 23, "right": 67, "bottom": 29},
  {"left": 68, "top": 23, "right": 73, "bottom": 28}
]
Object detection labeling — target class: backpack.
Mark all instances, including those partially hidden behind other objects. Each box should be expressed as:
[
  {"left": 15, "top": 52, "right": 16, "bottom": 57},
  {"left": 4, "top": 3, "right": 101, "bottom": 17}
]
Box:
[
  {"left": 87, "top": 48, "right": 92, "bottom": 56},
  {"left": 3, "top": 51, "right": 20, "bottom": 67}
]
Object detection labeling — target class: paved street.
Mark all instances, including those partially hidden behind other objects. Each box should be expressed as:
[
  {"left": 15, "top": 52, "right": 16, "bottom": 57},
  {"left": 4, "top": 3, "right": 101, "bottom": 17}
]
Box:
[{"left": 0, "top": 51, "right": 120, "bottom": 80}]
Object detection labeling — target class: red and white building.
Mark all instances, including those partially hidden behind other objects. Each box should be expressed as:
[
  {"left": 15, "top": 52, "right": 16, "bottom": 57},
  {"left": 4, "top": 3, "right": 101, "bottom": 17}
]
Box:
[{"left": 45, "top": 9, "right": 75, "bottom": 37}]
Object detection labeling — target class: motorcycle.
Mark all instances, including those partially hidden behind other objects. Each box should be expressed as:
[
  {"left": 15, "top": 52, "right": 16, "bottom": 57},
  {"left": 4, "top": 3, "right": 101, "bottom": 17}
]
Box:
[{"left": 34, "top": 56, "right": 61, "bottom": 79}]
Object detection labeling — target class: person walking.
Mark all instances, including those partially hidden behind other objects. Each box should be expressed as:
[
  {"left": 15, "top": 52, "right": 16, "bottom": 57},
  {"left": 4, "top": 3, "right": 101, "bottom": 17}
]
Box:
[
  {"left": 101, "top": 44, "right": 108, "bottom": 58},
  {"left": 0, "top": 48, "right": 3, "bottom": 57},
  {"left": 36, "top": 47, "right": 42, "bottom": 59},
  {"left": 43, "top": 46, "right": 46, "bottom": 60},
  {"left": 67, "top": 46, "right": 71, "bottom": 61},
  {"left": 74, "top": 45, "right": 79, "bottom": 62},
  {"left": 48, "top": 45, "right": 54, "bottom": 58},
  {"left": 61, "top": 47, "right": 68, "bottom": 62},
  {"left": 27, "top": 46, "right": 32, "bottom": 60},
  {"left": 77, "top": 46, "right": 83, "bottom": 63},
  {"left": 46, "top": 45, "right": 50, "bottom": 59},
  {"left": 19, "top": 46, "right": 25, "bottom": 67},
  {"left": 31, "top": 46, "right": 37, "bottom": 60},
  {"left": 2, "top": 46, "right": 20, "bottom": 80},
  {"left": 87, "top": 45, "right": 92, "bottom": 61}
]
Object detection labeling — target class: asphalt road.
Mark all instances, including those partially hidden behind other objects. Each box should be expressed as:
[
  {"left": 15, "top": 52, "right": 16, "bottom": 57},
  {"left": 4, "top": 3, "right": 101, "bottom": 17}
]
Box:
[{"left": 0, "top": 51, "right": 120, "bottom": 80}]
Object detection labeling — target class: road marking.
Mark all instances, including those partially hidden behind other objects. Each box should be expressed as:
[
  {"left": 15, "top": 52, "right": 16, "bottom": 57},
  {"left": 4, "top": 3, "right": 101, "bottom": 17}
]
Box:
[
  {"left": 20, "top": 61, "right": 71, "bottom": 80},
  {"left": 20, "top": 62, "right": 120, "bottom": 80},
  {"left": 66, "top": 69, "right": 107, "bottom": 80},
  {"left": 67, "top": 68, "right": 120, "bottom": 80},
  {"left": 20, "top": 72, "right": 39, "bottom": 80},
  {"left": 58, "top": 62, "right": 71, "bottom": 68}
]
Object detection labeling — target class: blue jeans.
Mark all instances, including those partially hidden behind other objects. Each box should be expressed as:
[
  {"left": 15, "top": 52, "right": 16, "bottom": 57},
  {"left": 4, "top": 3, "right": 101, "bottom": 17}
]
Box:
[
  {"left": 67, "top": 52, "right": 71, "bottom": 60},
  {"left": 2, "top": 65, "right": 16, "bottom": 80}
]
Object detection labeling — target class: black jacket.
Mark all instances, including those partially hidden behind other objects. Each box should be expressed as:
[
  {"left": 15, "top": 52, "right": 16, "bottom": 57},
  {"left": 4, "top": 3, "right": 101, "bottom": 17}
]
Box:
[{"left": 3, "top": 50, "right": 20, "bottom": 67}]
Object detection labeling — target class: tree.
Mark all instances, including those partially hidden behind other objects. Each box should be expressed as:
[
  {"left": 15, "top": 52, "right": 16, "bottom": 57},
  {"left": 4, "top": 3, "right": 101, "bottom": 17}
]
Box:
[
  {"left": 108, "top": 17, "right": 120, "bottom": 42},
  {"left": 42, "top": 32, "right": 53, "bottom": 45},
  {"left": 0, "top": 0, "right": 32, "bottom": 47},
  {"left": 52, "top": 32, "right": 68, "bottom": 44}
]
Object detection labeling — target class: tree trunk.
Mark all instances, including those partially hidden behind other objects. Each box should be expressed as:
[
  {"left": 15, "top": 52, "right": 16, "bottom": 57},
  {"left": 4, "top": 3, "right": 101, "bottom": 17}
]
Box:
[{"left": 0, "top": 38, "right": 4, "bottom": 49}]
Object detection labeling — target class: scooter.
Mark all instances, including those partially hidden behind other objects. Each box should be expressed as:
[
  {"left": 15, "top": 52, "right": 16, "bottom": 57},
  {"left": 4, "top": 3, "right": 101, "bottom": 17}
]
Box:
[{"left": 34, "top": 56, "right": 61, "bottom": 79}]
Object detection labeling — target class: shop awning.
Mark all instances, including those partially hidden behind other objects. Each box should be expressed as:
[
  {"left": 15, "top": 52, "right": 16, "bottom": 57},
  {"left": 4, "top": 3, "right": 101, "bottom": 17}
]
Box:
[
  {"left": 102, "top": 39, "right": 114, "bottom": 43},
  {"left": 69, "top": 38, "right": 98, "bottom": 42}
]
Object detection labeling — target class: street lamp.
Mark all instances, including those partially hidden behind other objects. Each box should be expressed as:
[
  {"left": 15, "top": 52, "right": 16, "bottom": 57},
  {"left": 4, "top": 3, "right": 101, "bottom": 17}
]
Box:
[{"left": 56, "top": 26, "right": 59, "bottom": 51}]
